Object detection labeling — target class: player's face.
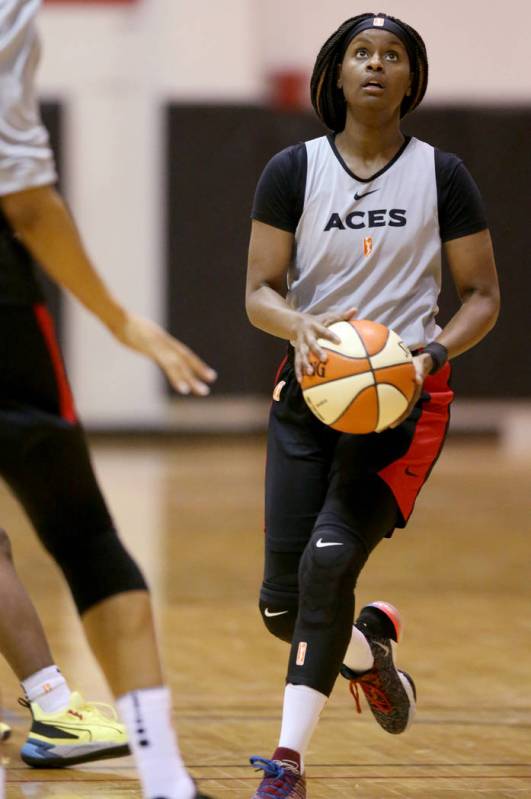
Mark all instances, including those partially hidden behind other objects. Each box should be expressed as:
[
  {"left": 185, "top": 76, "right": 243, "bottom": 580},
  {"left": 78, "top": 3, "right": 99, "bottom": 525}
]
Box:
[{"left": 338, "top": 29, "right": 412, "bottom": 117}]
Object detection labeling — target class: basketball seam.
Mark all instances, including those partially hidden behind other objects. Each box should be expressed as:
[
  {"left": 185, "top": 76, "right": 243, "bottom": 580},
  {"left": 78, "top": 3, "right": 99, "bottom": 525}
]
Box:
[
  {"left": 356, "top": 325, "right": 380, "bottom": 427},
  {"left": 302, "top": 368, "right": 371, "bottom": 391},
  {"left": 372, "top": 361, "right": 413, "bottom": 373},
  {"left": 318, "top": 348, "right": 371, "bottom": 362},
  {"left": 328, "top": 383, "right": 376, "bottom": 427}
]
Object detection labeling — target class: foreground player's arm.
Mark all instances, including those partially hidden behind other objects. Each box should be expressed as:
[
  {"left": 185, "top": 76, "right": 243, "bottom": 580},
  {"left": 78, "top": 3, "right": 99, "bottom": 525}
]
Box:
[
  {"left": 246, "top": 220, "right": 355, "bottom": 381},
  {"left": 435, "top": 229, "right": 500, "bottom": 361},
  {"left": 0, "top": 185, "right": 216, "bottom": 395}
]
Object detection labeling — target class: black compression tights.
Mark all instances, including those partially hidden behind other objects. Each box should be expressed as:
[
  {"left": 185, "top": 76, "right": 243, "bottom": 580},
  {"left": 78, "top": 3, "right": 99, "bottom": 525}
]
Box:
[{"left": 261, "top": 476, "right": 398, "bottom": 697}]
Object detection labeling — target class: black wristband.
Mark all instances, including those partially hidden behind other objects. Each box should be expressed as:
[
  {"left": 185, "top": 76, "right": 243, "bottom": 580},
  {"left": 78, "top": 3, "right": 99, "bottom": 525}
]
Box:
[{"left": 423, "top": 342, "right": 448, "bottom": 374}]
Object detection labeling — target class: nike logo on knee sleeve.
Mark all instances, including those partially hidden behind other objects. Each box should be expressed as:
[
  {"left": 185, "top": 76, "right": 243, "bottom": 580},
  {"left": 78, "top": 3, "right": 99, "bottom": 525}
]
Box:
[
  {"left": 316, "top": 538, "right": 343, "bottom": 548},
  {"left": 264, "top": 608, "right": 289, "bottom": 617}
]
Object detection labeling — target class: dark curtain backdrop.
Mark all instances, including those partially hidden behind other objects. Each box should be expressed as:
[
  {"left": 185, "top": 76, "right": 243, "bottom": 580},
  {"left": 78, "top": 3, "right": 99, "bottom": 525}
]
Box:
[{"left": 166, "top": 105, "right": 530, "bottom": 399}]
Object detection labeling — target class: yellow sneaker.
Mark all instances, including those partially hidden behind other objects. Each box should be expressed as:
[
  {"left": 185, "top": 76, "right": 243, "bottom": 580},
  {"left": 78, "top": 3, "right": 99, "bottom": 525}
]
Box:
[
  {"left": 20, "top": 692, "right": 129, "bottom": 767},
  {"left": 0, "top": 721, "right": 11, "bottom": 741}
]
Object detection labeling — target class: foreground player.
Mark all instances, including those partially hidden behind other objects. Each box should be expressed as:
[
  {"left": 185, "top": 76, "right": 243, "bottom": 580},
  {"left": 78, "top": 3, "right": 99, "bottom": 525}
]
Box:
[
  {"left": 0, "top": 2, "right": 214, "bottom": 797},
  {"left": 246, "top": 12, "right": 499, "bottom": 797}
]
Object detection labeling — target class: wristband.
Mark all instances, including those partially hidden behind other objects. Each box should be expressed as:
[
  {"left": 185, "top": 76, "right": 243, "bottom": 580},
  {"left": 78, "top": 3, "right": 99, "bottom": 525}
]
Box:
[{"left": 423, "top": 342, "right": 448, "bottom": 374}]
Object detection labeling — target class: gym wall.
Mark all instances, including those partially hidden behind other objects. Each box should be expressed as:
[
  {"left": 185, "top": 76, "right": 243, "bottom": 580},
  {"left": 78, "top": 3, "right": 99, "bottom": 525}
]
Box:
[{"left": 35, "top": 1, "right": 531, "bottom": 429}]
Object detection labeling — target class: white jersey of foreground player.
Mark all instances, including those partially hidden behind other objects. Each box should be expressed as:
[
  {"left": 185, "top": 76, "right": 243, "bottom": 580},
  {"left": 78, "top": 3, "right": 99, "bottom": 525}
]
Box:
[{"left": 0, "top": 0, "right": 56, "bottom": 195}]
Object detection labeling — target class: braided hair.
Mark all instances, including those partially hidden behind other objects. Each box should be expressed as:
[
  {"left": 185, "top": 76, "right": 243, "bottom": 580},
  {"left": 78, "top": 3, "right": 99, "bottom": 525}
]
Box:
[{"left": 310, "top": 12, "right": 428, "bottom": 132}]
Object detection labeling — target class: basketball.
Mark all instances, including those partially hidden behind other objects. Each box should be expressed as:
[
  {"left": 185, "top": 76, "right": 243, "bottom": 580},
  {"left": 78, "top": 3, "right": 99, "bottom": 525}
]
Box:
[{"left": 301, "top": 319, "right": 416, "bottom": 434}]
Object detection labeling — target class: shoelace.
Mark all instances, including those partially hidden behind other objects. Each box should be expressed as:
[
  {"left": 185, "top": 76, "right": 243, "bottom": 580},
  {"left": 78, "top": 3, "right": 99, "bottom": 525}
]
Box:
[
  {"left": 348, "top": 671, "right": 393, "bottom": 715},
  {"left": 250, "top": 757, "right": 303, "bottom": 798}
]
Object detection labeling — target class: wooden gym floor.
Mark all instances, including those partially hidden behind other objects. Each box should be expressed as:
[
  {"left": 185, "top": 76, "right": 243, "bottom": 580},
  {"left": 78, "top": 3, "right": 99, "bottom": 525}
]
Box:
[{"left": 0, "top": 434, "right": 529, "bottom": 798}]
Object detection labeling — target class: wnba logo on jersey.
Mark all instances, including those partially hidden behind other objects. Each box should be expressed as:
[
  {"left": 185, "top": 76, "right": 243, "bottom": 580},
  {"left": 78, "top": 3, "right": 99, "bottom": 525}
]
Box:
[{"left": 363, "top": 236, "right": 373, "bottom": 256}]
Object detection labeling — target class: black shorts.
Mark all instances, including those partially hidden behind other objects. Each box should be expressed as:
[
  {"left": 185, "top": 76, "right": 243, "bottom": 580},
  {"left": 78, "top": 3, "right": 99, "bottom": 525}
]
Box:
[
  {"left": 0, "top": 303, "right": 113, "bottom": 539},
  {"left": 265, "top": 351, "right": 453, "bottom": 549}
]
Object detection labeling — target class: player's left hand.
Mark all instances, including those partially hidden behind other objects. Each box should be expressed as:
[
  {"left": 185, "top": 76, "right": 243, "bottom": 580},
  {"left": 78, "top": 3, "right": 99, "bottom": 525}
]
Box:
[
  {"left": 389, "top": 352, "right": 433, "bottom": 429},
  {"left": 111, "top": 312, "right": 217, "bottom": 396}
]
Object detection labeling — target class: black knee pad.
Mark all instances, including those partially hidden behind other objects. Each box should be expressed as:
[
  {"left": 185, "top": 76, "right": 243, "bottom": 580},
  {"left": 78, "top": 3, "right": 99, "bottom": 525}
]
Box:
[
  {"left": 259, "top": 584, "right": 299, "bottom": 643},
  {"left": 298, "top": 527, "right": 363, "bottom": 627},
  {"left": 43, "top": 522, "right": 147, "bottom": 615}
]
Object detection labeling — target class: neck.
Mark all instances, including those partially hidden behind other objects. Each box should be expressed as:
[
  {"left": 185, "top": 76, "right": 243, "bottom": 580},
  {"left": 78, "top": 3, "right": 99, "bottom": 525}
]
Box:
[{"left": 337, "top": 108, "right": 404, "bottom": 161}]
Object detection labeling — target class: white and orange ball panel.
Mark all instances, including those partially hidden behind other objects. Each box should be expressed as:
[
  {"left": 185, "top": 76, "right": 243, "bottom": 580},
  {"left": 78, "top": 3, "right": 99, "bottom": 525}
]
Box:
[{"left": 301, "top": 320, "right": 416, "bottom": 434}]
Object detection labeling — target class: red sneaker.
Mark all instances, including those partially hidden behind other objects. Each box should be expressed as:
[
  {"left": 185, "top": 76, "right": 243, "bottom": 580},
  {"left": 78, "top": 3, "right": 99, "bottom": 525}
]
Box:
[{"left": 341, "top": 601, "right": 416, "bottom": 734}]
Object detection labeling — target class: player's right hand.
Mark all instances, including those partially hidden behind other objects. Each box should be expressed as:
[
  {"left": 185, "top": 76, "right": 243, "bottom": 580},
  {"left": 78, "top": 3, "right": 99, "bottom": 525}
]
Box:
[
  {"left": 112, "top": 312, "right": 217, "bottom": 396},
  {"left": 292, "top": 307, "right": 357, "bottom": 383}
]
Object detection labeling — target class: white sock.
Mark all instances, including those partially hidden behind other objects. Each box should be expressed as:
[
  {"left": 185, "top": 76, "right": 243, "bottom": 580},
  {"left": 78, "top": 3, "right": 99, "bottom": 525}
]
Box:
[
  {"left": 343, "top": 625, "right": 374, "bottom": 672},
  {"left": 117, "top": 686, "right": 195, "bottom": 799},
  {"left": 21, "top": 666, "right": 71, "bottom": 714},
  {"left": 278, "top": 684, "right": 327, "bottom": 772}
]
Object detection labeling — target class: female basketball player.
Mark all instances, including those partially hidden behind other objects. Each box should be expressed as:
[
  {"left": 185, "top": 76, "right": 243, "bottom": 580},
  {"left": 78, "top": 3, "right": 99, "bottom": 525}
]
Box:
[
  {"left": 0, "top": 2, "right": 213, "bottom": 797},
  {"left": 246, "top": 12, "right": 499, "bottom": 798}
]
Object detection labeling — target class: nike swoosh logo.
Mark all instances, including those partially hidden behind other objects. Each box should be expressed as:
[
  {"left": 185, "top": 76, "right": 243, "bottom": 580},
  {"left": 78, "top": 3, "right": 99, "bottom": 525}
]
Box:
[
  {"left": 354, "top": 188, "right": 379, "bottom": 200},
  {"left": 264, "top": 608, "right": 289, "bottom": 617},
  {"left": 373, "top": 641, "right": 390, "bottom": 656},
  {"left": 405, "top": 466, "right": 419, "bottom": 477},
  {"left": 316, "top": 538, "right": 343, "bottom": 548}
]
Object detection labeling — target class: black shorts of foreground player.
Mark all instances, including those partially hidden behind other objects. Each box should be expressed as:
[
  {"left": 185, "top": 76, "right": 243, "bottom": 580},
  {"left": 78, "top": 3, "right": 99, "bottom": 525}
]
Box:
[{"left": 245, "top": 11, "right": 499, "bottom": 799}]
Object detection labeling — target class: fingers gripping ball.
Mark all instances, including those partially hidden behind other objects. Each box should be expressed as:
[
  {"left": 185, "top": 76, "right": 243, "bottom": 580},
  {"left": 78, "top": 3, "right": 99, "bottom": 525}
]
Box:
[{"left": 301, "top": 320, "right": 416, "bottom": 434}]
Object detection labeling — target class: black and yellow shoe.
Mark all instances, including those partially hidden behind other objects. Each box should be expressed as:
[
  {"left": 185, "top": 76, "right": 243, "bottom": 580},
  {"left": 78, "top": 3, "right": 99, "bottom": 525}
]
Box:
[{"left": 20, "top": 692, "right": 129, "bottom": 767}]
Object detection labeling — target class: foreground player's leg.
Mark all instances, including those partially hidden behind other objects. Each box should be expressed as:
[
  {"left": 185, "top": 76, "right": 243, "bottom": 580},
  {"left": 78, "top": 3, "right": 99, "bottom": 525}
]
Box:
[
  {"left": 83, "top": 591, "right": 198, "bottom": 799},
  {"left": 4, "top": 414, "right": 212, "bottom": 796},
  {"left": 0, "top": 527, "right": 128, "bottom": 764}
]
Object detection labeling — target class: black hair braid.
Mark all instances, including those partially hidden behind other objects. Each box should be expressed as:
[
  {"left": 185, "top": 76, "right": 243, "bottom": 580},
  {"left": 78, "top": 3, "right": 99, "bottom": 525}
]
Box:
[
  {"left": 310, "top": 14, "right": 373, "bottom": 133},
  {"left": 310, "top": 12, "right": 429, "bottom": 131}
]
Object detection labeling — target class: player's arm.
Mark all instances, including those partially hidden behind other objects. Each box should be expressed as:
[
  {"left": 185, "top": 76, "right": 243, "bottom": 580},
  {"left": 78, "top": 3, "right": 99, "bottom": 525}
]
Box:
[
  {"left": 0, "top": 185, "right": 216, "bottom": 395},
  {"left": 391, "top": 230, "right": 499, "bottom": 428},
  {"left": 435, "top": 229, "right": 500, "bottom": 361},
  {"left": 246, "top": 220, "right": 356, "bottom": 381}
]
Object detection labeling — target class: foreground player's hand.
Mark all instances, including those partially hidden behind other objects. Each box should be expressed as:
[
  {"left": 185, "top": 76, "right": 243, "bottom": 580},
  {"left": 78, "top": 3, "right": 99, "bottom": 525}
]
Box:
[
  {"left": 389, "top": 352, "right": 432, "bottom": 428},
  {"left": 112, "top": 313, "right": 217, "bottom": 396},
  {"left": 292, "top": 307, "right": 357, "bottom": 383}
]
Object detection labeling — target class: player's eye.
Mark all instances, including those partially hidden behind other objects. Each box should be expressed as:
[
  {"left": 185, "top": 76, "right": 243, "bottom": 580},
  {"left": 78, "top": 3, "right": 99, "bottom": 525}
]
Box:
[
  {"left": 354, "top": 48, "right": 369, "bottom": 59},
  {"left": 385, "top": 51, "right": 399, "bottom": 61}
]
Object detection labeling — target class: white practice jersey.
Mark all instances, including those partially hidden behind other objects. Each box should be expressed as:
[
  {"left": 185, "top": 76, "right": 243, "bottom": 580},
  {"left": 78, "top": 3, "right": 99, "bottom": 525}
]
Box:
[
  {"left": 0, "top": 0, "right": 56, "bottom": 196},
  {"left": 252, "top": 134, "right": 487, "bottom": 350}
]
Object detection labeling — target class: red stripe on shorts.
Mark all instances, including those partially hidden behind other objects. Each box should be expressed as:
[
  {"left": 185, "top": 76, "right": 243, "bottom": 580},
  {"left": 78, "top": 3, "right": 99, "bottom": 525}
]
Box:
[
  {"left": 378, "top": 363, "right": 453, "bottom": 524},
  {"left": 33, "top": 304, "right": 77, "bottom": 424},
  {"left": 273, "top": 354, "right": 288, "bottom": 387}
]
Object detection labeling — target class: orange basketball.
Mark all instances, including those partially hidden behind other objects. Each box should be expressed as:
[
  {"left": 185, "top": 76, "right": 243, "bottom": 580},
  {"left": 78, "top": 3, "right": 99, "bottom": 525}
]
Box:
[{"left": 301, "top": 319, "right": 416, "bottom": 434}]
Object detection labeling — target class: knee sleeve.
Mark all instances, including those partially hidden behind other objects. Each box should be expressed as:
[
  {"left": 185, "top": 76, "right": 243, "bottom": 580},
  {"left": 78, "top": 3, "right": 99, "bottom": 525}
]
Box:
[
  {"left": 259, "top": 585, "right": 299, "bottom": 643},
  {"left": 298, "top": 527, "right": 367, "bottom": 628},
  {"left": 260, "top": 547, "right": 301, "bottom": 642},
  {"left": 42, "top": 522, "right": 147, "bottom": 615}
]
